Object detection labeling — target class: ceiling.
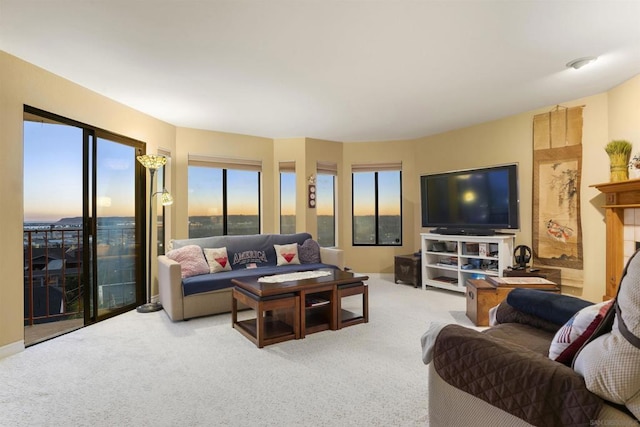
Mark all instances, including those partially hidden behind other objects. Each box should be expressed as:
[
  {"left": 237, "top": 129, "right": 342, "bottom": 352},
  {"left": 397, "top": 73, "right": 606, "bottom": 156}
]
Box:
[{"left": 2, "top": 0, "right": 640, "bottom": 142}]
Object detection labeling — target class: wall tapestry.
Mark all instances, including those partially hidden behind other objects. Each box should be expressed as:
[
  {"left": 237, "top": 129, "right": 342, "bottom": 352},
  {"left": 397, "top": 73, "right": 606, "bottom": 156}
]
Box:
[{"left": 532, "top": 105, "right": 584, "bottom": 285}]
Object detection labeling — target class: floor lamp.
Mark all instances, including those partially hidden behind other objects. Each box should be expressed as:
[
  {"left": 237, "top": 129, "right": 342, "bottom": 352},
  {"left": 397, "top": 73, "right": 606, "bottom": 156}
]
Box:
[{"left": 137, "top": 154, "right": 173, "bottom": 313}]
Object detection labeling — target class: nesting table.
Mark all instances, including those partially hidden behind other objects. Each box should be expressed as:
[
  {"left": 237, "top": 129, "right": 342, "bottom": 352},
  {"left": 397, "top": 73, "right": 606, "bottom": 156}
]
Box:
[{"left": 231, "top": 269, "right": 369, "bottom": 348}]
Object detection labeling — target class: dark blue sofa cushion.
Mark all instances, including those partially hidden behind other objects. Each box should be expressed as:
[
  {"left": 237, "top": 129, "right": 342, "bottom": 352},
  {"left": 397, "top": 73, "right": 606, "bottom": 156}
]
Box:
[{"left": 182, "top": 263, "right": 334, "bottom": 296}]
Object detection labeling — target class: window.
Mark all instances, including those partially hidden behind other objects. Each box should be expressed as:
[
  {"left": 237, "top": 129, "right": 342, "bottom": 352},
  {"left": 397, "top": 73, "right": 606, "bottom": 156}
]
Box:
[
  {"left": 280, "top": 161, "right": 296, "bottom": 234},
  {"left": 352, "top": 163, "right": 402, "bottom": 246},
  {"left": 188, "top": 155, "right": 261, "bottom": 237},
  {"left": 316, "top": 161, "right": 337, "bottom": 247},
  {"left": 156, "top": 150, "right": 170, "bottom": 255}
]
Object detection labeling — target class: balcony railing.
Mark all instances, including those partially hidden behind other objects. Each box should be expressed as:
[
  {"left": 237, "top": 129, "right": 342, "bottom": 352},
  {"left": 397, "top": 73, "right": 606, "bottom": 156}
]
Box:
[
  {"left": 24, "top": 225, "right": 137, "bottom": 325},
  {"left": 24, "top": 227, "right": 82, "bottom": 325}
]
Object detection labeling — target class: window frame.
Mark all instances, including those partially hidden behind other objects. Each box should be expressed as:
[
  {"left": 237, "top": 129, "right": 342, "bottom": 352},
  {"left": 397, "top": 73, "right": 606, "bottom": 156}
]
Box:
[
  {"left": 316, "top": 172, "right": 336, "bottom": 247},
  {"left": 279, "top": 170, "right": 297, "bottom": 234},
  {"left": 187, "top": 158, "right": 262, "bottom": 237},
  {"left": 279, "top": 162, "right": 296, "bottom": 234},
  {"left": 351, "top": 169, "right": 402, "bottom": 246}
]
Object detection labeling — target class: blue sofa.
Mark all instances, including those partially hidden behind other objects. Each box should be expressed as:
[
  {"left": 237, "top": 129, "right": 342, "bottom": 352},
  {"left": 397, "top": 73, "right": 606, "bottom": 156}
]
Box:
[{"left": 157, "top": 233, "right": 344, "bottom": 321}]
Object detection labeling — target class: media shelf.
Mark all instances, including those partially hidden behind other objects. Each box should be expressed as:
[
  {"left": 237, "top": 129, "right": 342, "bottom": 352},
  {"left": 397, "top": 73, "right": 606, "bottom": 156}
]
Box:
[{"left": 420, "top": 233, "right": 515, "bottom": 293}]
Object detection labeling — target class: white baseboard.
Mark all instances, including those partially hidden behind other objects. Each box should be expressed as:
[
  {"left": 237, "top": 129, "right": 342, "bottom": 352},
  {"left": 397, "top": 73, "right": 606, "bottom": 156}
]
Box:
[{"left": 0, "top": 340, "right": 25, "bottom": 360}]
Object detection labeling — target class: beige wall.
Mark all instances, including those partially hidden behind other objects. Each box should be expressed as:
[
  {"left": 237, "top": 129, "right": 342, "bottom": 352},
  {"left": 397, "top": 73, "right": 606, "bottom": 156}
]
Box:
[
  {"left": 173, "top": 127, "right": 274, "bottom": 238},
  {"left": 304, "top": 138, "right": 343, "bottom": 244},
  {"left": 273, "top": 138, "right": 307, "bottom": 232},
  {"left": 410, "top": 93, "right": 612, "bottom": 302},
  {"left": 2, "top": 47, "right": 639, "bottom": 355},
  {"left": 342, "top": 140, "right": 418, "bottom": 272},
  {"left": 608, "top": 75, "right": 640, "bottom": 151},
  {"left": 0, "top": 52, "right": 175, "bottom": 354}
]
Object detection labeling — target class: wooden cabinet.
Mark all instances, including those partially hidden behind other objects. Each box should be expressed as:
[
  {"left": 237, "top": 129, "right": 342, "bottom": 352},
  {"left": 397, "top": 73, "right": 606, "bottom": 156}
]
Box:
[
  {"left": 466, "top": 279, "right": 560, "bottom": 326},
  {"left": 420, "top": 233, "right": 515, "bottom": 293},
  {"left": 591, "top": 180, "right": 640, "bottom": 300},
  {"left": 394, "top": 254, "right": 421, "bottom": 287}
]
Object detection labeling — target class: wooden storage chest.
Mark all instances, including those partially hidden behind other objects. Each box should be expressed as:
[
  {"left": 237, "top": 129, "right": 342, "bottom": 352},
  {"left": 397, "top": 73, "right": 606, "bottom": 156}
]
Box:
[
  {"left": 466, "top": 278, "right": 560, "bottom": 326},
  {"left": 394, "top": 254, "right": 421, "bottom": 288}
]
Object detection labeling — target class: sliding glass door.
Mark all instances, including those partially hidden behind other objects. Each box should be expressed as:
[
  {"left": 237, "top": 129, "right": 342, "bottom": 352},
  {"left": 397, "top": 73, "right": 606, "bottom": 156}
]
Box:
[
  {"left": 23, "top": 113, "right": 85, "bottom": 345},
  {"left": 91, "top": 135, "right": 145, "bottom": 319},
  {"left": 23, "top": 107, "right": 145, "bottom": 345}
]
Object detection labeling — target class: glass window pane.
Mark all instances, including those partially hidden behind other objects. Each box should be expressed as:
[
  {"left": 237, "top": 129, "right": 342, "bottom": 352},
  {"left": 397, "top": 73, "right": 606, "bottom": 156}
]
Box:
[
  {"left": 316, "top": 174, "right": 335, "bottom": 247},
  {"left": 188, "top": 166, "right": 223, "bottom": 237},
  {"left": 96, "top": 138, "right": 137, "bottom": 313},
  {"left": 226, "top": 169, "right": 259, "bottom": 235},
  {"left": 24, "top": 122, "right": 83, "bottom": 222},
  {"left": 280, "top": 172, "right": 296, "bottom": 234},
  {"left": 351, "top": 170, "right": 402, "bottom": 246},
  {"left": 378, "top": 171, "right": 402, "bottom": 245},
  {"left": 353, "top": 172, "right": 376, "bottom": 244},
  {"left": 23, "top": 119, "right": 84, "bottom": 336}
]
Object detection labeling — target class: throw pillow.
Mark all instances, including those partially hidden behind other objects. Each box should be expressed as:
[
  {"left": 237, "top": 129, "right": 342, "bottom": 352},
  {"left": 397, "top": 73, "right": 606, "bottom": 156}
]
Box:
[
  {"left": 165, "top": 245, "right": 210, "bottom": 278},
  {"left": 298, "top": 238, "right": 321, "bottom": 264},
  {"left": 274, "top": 243, "right": 300, "bottom": 266},
  {"left": 203, "top": 247, "right": 232, "bottom": 273},
  {"left": 573, "top": 249, "right": 640, "bottom": 419},
  {"left": 549, "top": 299, "right": 614, "bottom": 365}
]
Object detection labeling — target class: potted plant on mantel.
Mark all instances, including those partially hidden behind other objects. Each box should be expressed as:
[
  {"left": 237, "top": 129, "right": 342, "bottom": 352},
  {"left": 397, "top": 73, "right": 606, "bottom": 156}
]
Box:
[{"left": 605, "top": 139, "right": 632, "bottom": 182}]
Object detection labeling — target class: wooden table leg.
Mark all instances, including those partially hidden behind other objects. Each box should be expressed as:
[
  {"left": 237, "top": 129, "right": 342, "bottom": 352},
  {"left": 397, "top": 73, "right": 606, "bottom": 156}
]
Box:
[
  {"left": 363, "top": 284, "right": 369, "bottom": 323},
  {"left": 299, "top": 290, "right": 307, "bottom": 339},
  {"left": 231, "top": 290, "right": 238, "bottom": 326}
]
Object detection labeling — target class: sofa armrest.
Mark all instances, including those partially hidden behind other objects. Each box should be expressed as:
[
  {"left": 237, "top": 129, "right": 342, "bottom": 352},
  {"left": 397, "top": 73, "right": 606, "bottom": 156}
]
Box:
[
  {"left": 431, "top": 324, "right": 602, "bottom": 426},
  {"left": 157, "top": 255, "right": 184, "bottom": 321},
  {"left": 319, "top": 247, "right": 344, "bottom": 270}
]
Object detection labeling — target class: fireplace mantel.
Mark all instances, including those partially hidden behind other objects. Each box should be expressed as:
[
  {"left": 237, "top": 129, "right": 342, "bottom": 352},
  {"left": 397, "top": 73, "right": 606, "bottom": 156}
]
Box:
[
  {"left": 592, "top": 179, "right": 640, "bottom": 208},
  {"left": 591, "top": 178, "right": 640, "bottom": 299}
]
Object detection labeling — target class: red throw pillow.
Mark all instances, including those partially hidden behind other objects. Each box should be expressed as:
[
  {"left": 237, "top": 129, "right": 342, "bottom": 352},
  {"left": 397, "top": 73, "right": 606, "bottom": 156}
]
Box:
[
  {"left": 203, "top": 247, "right": 232, "bottom": 273},
  {"left": 549, "top": 300, "right": 614, "bottom": 365},
  {"left": 274, "top": 243, "right": 300, "bottom": 266}
]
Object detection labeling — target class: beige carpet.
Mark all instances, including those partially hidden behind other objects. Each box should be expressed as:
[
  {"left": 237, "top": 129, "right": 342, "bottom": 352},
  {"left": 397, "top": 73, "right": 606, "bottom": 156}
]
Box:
[{"left": 0, "top": 274, "right": 474, "bottom": 426}]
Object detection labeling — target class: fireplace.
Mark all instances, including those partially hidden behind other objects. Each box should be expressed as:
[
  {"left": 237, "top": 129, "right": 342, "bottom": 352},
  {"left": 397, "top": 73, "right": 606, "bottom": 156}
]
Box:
[{"left": 592, "top": 179, "right": 640, "bottom": 299}]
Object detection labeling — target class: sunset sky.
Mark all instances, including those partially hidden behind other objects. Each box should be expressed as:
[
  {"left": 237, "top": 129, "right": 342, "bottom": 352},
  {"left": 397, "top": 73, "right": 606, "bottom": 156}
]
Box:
[
  {"left": 24, "top": 120, "right": 136, "bottom": 222},
  {"left": 352, "top": 171, "right": 401, "bottom": 216},
  {"left": 24, "top": 120, "right": 397, "bottom": 224}
]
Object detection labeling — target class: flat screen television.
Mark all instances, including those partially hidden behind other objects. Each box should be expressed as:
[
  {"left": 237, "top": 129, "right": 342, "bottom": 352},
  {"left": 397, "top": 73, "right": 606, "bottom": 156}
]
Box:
[{"left": 420, "top": 164, "right": 519, "bottom": 235}]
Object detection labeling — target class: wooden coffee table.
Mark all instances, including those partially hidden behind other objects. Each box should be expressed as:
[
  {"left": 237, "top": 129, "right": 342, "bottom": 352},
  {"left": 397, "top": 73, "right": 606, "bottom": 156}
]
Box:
[{"left": 231, "top": 268, "right": 369, "bottom": 347}]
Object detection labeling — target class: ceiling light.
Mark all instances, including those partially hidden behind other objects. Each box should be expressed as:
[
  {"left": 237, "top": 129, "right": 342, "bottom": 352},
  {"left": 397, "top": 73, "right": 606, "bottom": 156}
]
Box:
[{"left": 566, "top": 57, "right": 597, "bottom": 70}]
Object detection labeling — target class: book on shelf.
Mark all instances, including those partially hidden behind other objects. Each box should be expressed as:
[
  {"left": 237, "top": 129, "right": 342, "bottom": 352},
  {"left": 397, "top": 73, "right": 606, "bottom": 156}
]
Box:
[
  {"left": 432, "top": 276, "right": 458, "bottom": 284},
  {"left": 436, "top": 262, "right": 456, "bottom": 267},
  {"left": 435, "top": 256, "right": 458, "bottom": 267},
  {"left": 486, "top": 276, "right": 556, "bottom": 286},
  {"left": 305, "top": 297, "right": 330, "bottom": 308}
]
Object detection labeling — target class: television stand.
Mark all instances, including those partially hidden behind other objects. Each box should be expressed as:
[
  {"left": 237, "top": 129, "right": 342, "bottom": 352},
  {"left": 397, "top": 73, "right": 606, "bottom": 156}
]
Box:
[{"left": 420, "top": 233, "right": 515, "bottom": 293}]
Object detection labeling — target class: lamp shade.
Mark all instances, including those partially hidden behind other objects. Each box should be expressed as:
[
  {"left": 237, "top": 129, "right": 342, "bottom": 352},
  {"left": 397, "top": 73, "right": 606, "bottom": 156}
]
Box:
[
  {"left": 160, "top": 191, "right": 174, "bottom": 206},
  {"left": 137, "top": 154, "right": 167, "bottom": 170}
]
